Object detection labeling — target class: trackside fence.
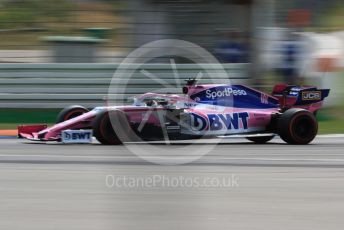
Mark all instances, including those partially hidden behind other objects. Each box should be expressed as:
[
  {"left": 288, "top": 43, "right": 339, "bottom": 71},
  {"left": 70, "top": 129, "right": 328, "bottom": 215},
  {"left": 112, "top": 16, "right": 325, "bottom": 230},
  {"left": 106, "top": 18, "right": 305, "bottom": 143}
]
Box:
[{"left": 0, "top": 63, "right": 249, "bottom": 108}]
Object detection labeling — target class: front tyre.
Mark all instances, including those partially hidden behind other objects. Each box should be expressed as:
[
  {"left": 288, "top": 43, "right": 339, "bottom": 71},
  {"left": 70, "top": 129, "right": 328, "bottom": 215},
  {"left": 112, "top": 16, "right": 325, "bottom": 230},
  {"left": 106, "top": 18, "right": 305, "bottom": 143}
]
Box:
[
  {"left": 92, "top": 110, "right": 122, "bottom": 145},
  {"left": 246, "top": 135, "right": 274, "bottom": 144},
  {"left": 56, "top": 105, "right": 89, "bottom": 123},
  {"left": 278, "top": 108, "right": 318, "bottom": 145}
]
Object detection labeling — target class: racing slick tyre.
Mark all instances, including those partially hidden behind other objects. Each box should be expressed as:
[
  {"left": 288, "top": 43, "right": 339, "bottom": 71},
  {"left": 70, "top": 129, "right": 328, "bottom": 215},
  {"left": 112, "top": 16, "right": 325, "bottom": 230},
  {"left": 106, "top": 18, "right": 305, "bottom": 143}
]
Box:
[
  {"left": 93, "top": 110, "right": 122, "bottom": 145},
  {"left": 277, "top": 108, "right": 318, "bottom": 145},
  {"left": 93, "top": 110, "right": 139, "bottom": 145},
  {"left": 246, "top": 135, "right": 274, "bottom": 144},
  {"left": 56, "top": 105, "right": 89, "bottom": 123}
]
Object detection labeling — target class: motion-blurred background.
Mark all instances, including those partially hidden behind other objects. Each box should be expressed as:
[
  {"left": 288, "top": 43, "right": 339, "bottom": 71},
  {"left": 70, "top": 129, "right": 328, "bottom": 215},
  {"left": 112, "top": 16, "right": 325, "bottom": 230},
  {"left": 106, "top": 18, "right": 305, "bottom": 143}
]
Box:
[{"left": 0, "top": 0, "right": 343, "bottom": 133}]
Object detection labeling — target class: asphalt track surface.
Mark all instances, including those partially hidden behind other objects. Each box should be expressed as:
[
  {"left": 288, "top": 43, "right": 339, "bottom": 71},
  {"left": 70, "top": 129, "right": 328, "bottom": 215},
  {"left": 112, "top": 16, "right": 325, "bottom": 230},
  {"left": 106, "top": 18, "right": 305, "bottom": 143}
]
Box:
[{"left": 1, "top": 136, "right": 344, "bottom": 230}]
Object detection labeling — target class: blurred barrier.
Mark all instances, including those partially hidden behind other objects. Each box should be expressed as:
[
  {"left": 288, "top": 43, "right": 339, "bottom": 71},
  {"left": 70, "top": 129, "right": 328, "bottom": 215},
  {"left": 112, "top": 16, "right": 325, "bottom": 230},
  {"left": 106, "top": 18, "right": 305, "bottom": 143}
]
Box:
[{"left": 0, "top": 63, "right": 249, "bottom": 108}]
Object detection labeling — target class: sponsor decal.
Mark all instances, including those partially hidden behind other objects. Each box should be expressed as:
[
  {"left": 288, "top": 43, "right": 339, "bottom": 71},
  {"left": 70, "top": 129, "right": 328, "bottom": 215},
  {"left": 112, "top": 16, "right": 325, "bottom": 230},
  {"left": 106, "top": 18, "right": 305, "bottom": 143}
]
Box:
[
  {"left": 289, "top": 91, "right": 299, "bottom": 96},
  {"left": 290, "top": 87, "right": 301, "bottom": 91},
  {"left": 302, "top": 91, "right": 321, "bottom": 100},
  {"left": 205, "top": 87, "right": 247, "bottom": 99},
  {"left": 194, "top": 97, "right": 200, "bottom": 102},
  {"left": 190, "top": 113, "right": 207, "bottom": 131},
  {"left": 62, "top": 130, "right": 93, "bottom": 143},
  {"left": 184, "top": 102, "right": 198, "bottom": 107},
  {"left": 190, "top": 112, "right": 249, "bottom": 131}
]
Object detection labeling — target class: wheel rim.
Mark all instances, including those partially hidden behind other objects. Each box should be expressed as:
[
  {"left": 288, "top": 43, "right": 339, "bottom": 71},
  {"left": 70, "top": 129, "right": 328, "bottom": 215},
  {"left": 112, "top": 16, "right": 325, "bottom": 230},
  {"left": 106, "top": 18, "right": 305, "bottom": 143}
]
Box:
[{"left": 292, "top": 115, "right": 316, "bottom": 141}]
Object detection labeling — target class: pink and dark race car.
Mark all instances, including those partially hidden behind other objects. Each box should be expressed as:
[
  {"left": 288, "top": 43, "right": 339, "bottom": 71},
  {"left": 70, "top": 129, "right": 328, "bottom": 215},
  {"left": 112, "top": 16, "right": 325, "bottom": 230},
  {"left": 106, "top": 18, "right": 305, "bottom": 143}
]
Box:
[{"left": 18, "top": 80, "right": 329, "bottom": 145}]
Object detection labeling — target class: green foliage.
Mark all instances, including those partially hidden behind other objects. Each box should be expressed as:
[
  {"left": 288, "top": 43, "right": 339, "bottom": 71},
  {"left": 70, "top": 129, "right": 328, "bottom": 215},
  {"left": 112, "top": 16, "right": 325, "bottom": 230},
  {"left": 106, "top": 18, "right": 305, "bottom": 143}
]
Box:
[
  {"left": 320, "top": 5, "right": 344, "bottom": 30},
  {"left": 0, "top": 0, "right": 73, "bottom": 29},
  {"left": 0, "top": 109, "right": 59, "bottom": 124}
]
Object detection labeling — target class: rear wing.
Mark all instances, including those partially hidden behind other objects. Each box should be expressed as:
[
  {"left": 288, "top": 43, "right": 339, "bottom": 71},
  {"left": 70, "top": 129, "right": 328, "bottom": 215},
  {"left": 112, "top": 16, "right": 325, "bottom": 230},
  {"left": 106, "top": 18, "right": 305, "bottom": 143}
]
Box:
[{"left": 272, "top": 84, "right": 330, "bottom": 111}]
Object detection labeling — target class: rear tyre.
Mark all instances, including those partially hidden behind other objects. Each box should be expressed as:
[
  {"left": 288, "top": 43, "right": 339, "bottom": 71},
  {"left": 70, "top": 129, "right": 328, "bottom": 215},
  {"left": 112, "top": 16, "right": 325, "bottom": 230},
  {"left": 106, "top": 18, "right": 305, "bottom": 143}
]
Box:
[
  {"left": 56, "top": 105, "right": 89, "bottom": 123},
  {"left": 278, "top": 108, "right": 318, "bottom": 145},
  {"left": 246, "top": 136, "right": 274, "bottom": 144},
  {"left": 92, "top": 110, "right": 122, "bottom": 145}
]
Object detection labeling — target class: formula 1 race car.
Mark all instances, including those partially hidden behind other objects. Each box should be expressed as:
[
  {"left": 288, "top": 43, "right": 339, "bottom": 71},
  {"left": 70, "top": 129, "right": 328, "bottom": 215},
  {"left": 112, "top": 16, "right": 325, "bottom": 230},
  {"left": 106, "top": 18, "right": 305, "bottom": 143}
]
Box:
[{"left": 18, "top": 81, "right": 329, "bottom": 145}]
